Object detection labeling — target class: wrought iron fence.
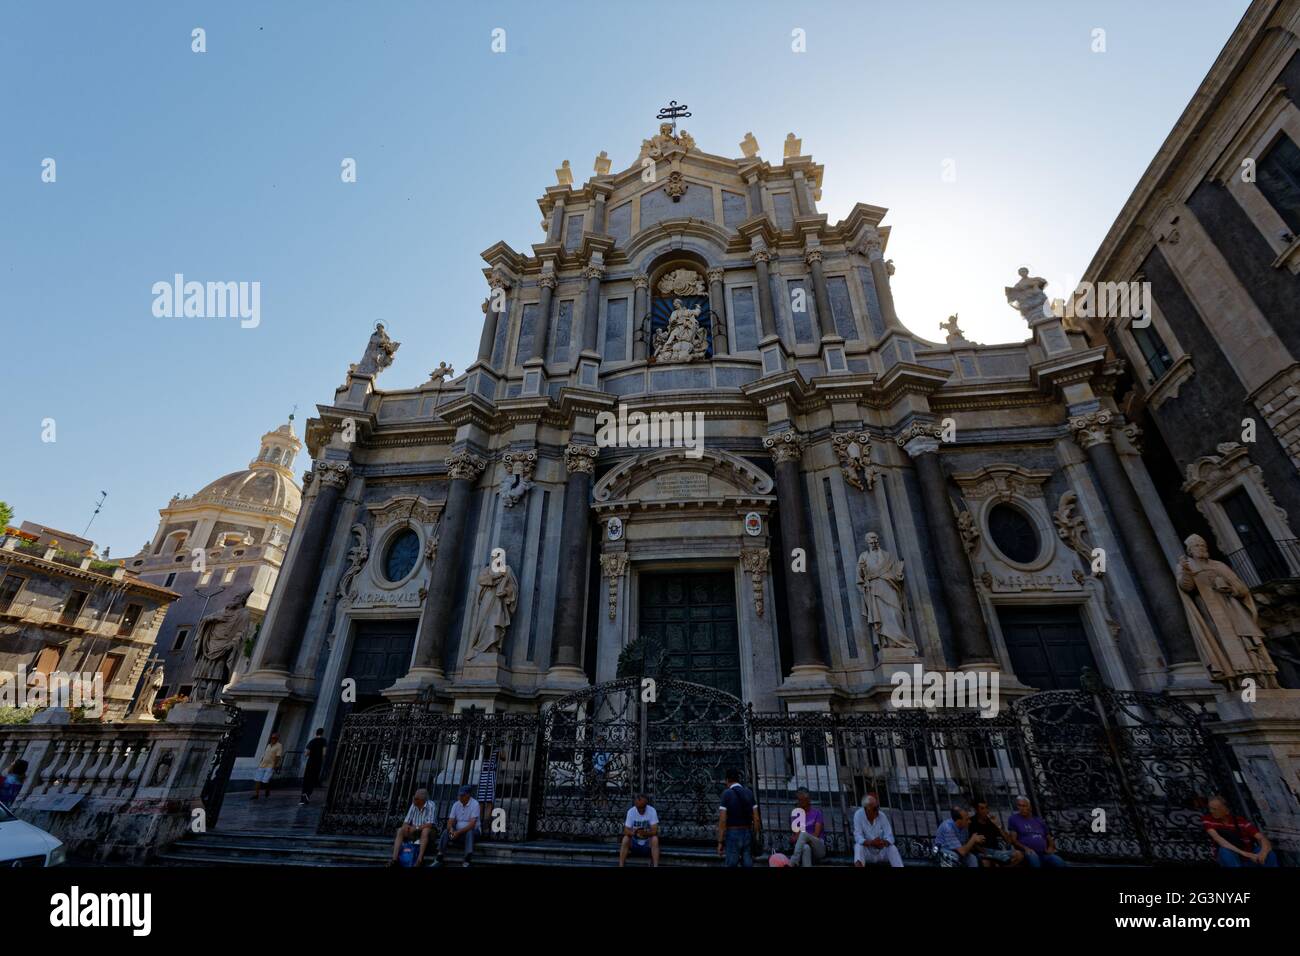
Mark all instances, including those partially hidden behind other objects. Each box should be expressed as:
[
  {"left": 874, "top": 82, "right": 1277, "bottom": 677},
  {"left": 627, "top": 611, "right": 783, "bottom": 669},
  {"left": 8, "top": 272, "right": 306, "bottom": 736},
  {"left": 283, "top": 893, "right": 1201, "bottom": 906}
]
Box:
[
  {"left": 318, "top": 681, "right": 1241, "bottom": 865},
  {"left": 319, "top": 703, "right": 539, "bottom": 838}
]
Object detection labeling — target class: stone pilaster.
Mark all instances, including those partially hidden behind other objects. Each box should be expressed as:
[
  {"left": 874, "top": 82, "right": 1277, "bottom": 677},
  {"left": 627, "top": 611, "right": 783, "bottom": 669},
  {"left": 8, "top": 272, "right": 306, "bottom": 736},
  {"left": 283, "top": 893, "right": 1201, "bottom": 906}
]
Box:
[
  {"left": 256, "top": 460, "right": 351, "bottom": 673},
  {"left": 859, "top": 229, "right": 902, "bottom": 332},
  {"left": 581, "top": 262, "right": 603, "bottom": 353},
  {"left": 632, "top": 274, "right": 649, "bottom": 362},
  {"left": 895, "top": 424, "right": 997, "bottom": 667},
  {"left": 1068, "top": 410, "right": 1200, "bottom": 668},
  {"left": 804, "top": 248, "right": 835, "bottom": 340}
]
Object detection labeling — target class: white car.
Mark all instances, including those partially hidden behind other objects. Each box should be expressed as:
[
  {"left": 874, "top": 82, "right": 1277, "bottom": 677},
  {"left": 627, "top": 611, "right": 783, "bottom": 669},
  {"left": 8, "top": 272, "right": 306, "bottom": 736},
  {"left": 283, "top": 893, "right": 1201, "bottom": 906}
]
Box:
[{"left": 0, "top": 801, "right": 66, "bottom": 867}]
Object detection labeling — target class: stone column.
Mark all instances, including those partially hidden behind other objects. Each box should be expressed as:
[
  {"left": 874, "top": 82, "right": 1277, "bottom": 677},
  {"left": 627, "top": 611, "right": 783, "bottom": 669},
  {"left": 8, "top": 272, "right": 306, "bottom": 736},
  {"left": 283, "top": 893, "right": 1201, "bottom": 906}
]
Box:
[
  {"left": 581, "top": 262, "right": 603, "bottom": 353},
  {"left": 805, "top": 249, "right": 835, "bottom": 339},
  {"left": 897, "top": 426, "right": 997, "bottom": 666},
  {"left": 707, "top": 266, "right": 728, "bottom": 356},
  {"left": 549, "top": 443, "right": 598, "bottom": 684},
  {"left": 476, "top": 299, "right": 498, "bottom": 364},
  {"left": 632, "top": 274, "right": 649, "bottom": 362},
  {"left": 528, "top": 274, "right": 557, "bottom": 364},
  {"left": 764, "top": 430, "right": 828, "bottom": 672},
  {"left": 752, "top": 250, "right": 777, "bottom": 338},
  {"left": 258, "top": 461, "right": 351, "bottom": 672},
  {"left": 410, "top": 451, "right": 486, "bottom": 674},
  {"left": 591, "top": 192, "right": 607, "bottom": 235},
  {"left": 547, "top": 196, "right": 566, "bottom": 244},
  {"left": 1069, "top": 411, "right": 1199, "bottom": 666},
  {"left": 860, "top": 229, "right": 902, "bottom": 331}
]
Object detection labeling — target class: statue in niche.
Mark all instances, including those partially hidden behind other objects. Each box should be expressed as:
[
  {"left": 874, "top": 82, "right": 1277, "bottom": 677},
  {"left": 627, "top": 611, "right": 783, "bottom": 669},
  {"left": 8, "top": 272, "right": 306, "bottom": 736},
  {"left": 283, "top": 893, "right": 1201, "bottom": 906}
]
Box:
[
  {"left": 652, "top": 298, "right": 709, "bottom": 364},
  {"left": 354, "top": 323, "right": 400, "bottom": 376},
  {"left": 466, "top": 561, "right": 519, "bottom": 659},
  {"left": 191, "top": 588, "right": 253, "bottom": 704},
  {"left": 1177, "top": 534, "right": 1279, "bottom": 690},
  {"left": 856, "top": 532, "right": 917, "bottom": 653}
]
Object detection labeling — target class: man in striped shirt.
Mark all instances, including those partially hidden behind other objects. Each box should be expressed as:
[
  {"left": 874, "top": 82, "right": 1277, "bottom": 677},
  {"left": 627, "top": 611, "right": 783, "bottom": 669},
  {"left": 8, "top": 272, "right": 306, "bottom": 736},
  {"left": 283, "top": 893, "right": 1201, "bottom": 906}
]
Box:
[{"left": 388, "top": 789, "right": 437, "bottom": 867}]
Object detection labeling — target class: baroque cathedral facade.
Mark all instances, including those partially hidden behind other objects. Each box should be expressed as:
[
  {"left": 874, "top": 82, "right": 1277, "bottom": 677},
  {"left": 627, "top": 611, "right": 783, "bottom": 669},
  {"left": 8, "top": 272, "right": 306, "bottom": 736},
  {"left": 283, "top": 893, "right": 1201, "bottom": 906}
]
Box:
[{"left": 225, "top": 120, "right": 1233, "bottom": 783}]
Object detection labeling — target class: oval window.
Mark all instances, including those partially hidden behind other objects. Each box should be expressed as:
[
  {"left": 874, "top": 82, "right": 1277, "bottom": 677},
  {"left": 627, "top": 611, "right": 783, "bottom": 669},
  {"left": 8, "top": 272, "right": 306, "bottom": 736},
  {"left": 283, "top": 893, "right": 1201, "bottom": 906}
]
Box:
[
  {"left": 987, "top": 504, "right": 1040, "bottom": 564},
  {"left": 383, "top": 529, "right": 420, "bottom": 582}
]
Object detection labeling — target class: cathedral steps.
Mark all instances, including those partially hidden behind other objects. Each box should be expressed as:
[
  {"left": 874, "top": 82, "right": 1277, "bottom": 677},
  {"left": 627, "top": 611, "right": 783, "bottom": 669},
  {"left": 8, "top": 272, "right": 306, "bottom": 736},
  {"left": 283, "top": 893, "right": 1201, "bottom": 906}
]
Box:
[{"left": 156, "top": 829, "right": 770, "bottom": 867}]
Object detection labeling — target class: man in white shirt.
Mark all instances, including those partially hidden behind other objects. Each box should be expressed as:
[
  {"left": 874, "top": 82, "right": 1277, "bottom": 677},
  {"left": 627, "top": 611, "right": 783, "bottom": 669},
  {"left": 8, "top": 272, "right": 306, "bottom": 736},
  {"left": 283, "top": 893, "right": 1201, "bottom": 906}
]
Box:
[
  {"left": 388, "top": 788, "right": 436, "bottom": 867},
  {"left": 434, "top": 785, "right": 480, "bottom": 867},
  {"left": 619, "top": 793, "right": 660, "bottom": 867},
  {"left": 853, "top": 793, "right": 904, "bottom": 867}
]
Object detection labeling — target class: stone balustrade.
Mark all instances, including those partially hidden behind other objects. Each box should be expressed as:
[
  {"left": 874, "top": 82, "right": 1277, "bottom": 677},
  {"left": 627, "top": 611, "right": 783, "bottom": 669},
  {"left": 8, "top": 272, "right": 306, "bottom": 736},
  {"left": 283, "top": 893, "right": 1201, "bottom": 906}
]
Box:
[{"left": 0, "top": 704, "right": 235, "bottom": 862}]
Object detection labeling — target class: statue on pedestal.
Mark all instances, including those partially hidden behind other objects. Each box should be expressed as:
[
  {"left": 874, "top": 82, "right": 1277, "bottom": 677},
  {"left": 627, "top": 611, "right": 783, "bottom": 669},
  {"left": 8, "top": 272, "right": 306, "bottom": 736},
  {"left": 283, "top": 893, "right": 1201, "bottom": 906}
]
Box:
[
  {"left": 354, "top": 323, "right": 400, "bottom": 376},
  {"left": 1177, "top": 534, "right": 1279, "bottom": 690},
  {"left": 1004, "top": 267, "right": 1051, "bottom": 322},
  {"left": 856, "top": 532, "right": 917, "bottom": 653},
  {"left": 466, "top": 562, "right": 519, "bottom": 659},
  {"left": 128, "top": 661, "right": 165, "bottom": 719},
  {"left": 192, "top": 588, "right": 253, "bottom": 704}
]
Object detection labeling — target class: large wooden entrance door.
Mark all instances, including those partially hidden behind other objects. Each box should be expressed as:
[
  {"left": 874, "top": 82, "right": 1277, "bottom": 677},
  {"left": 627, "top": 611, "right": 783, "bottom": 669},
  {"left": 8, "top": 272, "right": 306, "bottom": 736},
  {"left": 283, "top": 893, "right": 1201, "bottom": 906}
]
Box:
[
  {"left": 639, "top": 571, "right": 741, "bottom": 696},
  {"left": 998, "top": 605, "right": 1098, "bottom": 690}
]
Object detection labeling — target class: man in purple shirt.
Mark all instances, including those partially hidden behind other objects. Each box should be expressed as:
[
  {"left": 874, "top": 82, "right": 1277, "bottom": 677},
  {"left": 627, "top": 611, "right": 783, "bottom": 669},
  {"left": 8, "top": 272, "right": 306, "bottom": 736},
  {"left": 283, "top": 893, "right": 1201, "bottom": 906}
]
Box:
[
  {"left": 789, "top": 787, "right": 826, "bottom": 867},
  {"left": 1005, "top": 796, "right": 1066, "bottom": 867}
]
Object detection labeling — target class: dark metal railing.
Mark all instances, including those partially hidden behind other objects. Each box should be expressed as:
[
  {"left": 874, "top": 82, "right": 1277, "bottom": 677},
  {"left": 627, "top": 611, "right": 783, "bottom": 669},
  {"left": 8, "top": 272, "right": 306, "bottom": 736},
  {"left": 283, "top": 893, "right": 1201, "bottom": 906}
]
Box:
[{"left": 1225, "top": 538, "right": 1300, "bottom": 589}]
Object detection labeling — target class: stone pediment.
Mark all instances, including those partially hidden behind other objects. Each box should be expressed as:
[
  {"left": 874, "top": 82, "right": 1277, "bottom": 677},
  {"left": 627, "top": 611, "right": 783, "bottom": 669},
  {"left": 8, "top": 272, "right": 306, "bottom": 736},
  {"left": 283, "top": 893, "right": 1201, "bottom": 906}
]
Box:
[{"left": 594, "top": 448, "right": 773, "bottom": 507}]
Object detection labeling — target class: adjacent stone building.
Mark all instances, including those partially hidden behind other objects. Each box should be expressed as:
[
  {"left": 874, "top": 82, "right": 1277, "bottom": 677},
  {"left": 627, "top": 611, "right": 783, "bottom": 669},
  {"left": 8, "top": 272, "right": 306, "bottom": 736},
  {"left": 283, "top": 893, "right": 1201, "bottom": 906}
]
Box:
[
  {"left": 124, "top": 420, "right": 302, "bottom": 705},
  {"left": 227, "top": 116, "right": 1236, "bottom": 793},
  {"left": 0, "top": 523, "right": 177, "bottom": 720},
  {"left": 1079, "top": 0, "right": 1300, "bottom": 685}
]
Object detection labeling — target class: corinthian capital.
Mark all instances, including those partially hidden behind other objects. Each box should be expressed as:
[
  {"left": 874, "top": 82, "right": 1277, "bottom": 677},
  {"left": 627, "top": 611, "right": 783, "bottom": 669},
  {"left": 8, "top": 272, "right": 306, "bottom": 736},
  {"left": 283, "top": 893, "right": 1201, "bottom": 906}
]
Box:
[
  {"left": 539, "top": 274, "right": 558, "bottom": 290},
  {"left": 804, "top": 249, "right": 824, "bottom": 267},
  {"left": 633, "top": 273, "right": 649, "bottom": 290},
  {"left": 857, "top": 229, "right": 884, "bottom": 261},
  {"left": 1069, "top": 411, "right": 1114, "bottom": 451},
  {"left": 583, "top": 264, "right": 604, "bottom": 281},
  {"left": 565, "top": 443, "right": 599, "bottom": 475},
  {"left": 487, "top": 267, "right": 513, "bottom": 290},
  {"left": 895, "top": 421, "right": 942, "bottom": 458},
  {"left": 706, "top": 267, "right": 725, "bottom": 284},
  {"left": 751, "top": 250, "right": 771, "bottom": 266},
  {"left": 764, "top": 429, "right": 807, "bottom": 464},
  {"left": 446, "top": 451, "right": 488, "bottom": 481},
  {"left": 310, "top": 461, "right": 353, "bottom": 489}
]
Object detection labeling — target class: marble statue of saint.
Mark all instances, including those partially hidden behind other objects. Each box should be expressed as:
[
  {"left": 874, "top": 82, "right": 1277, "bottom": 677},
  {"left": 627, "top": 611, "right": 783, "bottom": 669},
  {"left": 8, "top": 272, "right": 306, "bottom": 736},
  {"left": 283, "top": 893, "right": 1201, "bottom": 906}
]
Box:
[
  {"left": 856, "top": 532, "right": 917, "bottom": 652},
  {"left": 354, "top": 323, "right": 400, "bottom": 376},
  {"left": 653, "top": 298, "right": 708, "bottom": 363},
  {"left": 1177, "top": 534, "right": 1279, "bottom": 690},
  {"left": 191, "top": 588, "right": 253, "bottom": 704},
  {"left": 467, "top": 562, "right": 519, "bottom": 659},
  {"left": 128, "top": 661, "right": 165, "bottom": 719},
  {"left": 1004, "top": 267, "right": 1050, "bottom": 322}
]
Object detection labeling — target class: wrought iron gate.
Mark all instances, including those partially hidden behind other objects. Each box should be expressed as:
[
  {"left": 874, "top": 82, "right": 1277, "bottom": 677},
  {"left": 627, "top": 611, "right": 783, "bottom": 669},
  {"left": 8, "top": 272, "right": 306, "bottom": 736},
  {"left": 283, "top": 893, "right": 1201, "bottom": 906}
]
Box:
[
  {"left": 199, "top": 703, "right": 242, "bottom": 830},
  {"left": 319, "top": 701, "right": 539, "bottom": 837},
  {"left": 533, "top": 678, "right": 750, "bottom": 842}
]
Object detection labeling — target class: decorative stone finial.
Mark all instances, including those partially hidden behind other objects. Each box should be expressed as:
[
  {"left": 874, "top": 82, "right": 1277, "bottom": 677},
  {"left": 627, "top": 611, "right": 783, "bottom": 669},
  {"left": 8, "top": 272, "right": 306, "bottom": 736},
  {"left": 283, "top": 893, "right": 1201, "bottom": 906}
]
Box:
[
  {"left": 784, "top": 133, "right": 802, "bottom": 158},
  {"left": 555, "top": 159, "right": 573, "bottom": 186},
  {"left": 593, "top": 151, "right": 611, "bottom": 175},
  {"left": 740, "top": 132, "right": 759, "bottom": 158}
]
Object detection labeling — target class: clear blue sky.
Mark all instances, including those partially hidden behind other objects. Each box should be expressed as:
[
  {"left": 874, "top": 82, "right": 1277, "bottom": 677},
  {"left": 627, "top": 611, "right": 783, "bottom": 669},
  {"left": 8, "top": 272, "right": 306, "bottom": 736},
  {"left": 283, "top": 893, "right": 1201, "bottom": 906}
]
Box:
[{"left": 1, "top": 0, "right": 1250, "bottom": 556}]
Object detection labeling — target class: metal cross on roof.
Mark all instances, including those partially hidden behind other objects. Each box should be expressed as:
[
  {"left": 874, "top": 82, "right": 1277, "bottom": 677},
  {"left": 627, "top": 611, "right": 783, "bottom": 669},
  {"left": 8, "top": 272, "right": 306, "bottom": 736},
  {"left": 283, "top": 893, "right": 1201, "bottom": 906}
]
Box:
[{"left": 656, "top": 100, "right": 691, "bottom": 132}]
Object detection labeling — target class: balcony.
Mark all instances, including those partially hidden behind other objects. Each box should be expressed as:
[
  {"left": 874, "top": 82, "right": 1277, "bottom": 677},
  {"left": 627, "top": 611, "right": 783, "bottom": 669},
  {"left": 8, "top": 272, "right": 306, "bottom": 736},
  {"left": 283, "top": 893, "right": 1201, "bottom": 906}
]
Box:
[{"left": 1225, "top": 538, "right": 1300, "bottom": 589}]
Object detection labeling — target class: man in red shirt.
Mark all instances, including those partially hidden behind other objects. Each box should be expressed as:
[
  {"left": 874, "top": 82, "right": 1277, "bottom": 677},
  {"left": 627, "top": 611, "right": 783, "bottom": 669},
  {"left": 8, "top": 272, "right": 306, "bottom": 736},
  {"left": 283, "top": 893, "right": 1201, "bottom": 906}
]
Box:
[{"left": 1203, "top": 795, "right": 1279, "bottom": 867}]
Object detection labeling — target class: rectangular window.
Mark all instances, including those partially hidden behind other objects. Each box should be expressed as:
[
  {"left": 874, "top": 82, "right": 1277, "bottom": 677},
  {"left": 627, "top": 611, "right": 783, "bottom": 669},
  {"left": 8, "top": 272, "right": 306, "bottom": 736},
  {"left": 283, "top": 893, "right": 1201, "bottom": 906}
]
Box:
[
  {"left": 1220, "top": 488, "right": 1288, "bottom": 584},
  {"left": 563, "top": 213, "right": 585, "bottom": 252},
  {"left": 514, "top": 302, "right": 540, "bottom": 366},
  {"left": 771, "top": 192, "right": 794, "bottom": 230},
  {"left": 1256, "top": 133, "right": 1300, "bottom": 235},
  {"left": 164, "top": 572, "right": 177, "bottom": 588},
  {"left": 1131, "top": 323, "right": 1173, "bottom": 381},
  {"left": 607, "top": 202, "right": 631, "bottom": 245},
  {"left": 60, "top": 589, "right": 89, "bottom": 625},
  {"left": 32, "top": 646, "right": 60, "bottom": 675},
  {"left": 827, "top": 275, "right": 859, "bottom": 341},
  {"left": 117, "top": 603, "right": 143, "bottom": 636},
  {"left": 785, "top": 279, "right": 817, "bottom": 344},
  {"left": 97, "top": 654, "right": 122, "bottom": 686},
  {"left": 171, "top": 628, "right": 190, "bottom": 652},
  {"left": 722, "top": 190, "right": 748, "bottom": 230},
  {"left": 222, "top": 567, "right": 237, "bottom": 584},
  {"left": 550, "top": 300, "right": 573, "bottom": 364},
  {"left": 0, "top": 573, "right": 24, "bottom": 613}
]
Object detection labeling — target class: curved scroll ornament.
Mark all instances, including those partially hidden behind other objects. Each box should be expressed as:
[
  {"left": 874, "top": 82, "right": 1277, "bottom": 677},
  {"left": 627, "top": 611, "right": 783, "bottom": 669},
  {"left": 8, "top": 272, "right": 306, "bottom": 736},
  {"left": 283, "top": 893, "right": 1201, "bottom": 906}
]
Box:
[
  {"left": 307, "top": 461, "right": 353, "bottom": 490},
  {"left": 499, "top": 449, "right": 537, "bottom": 509},
  {"left": 1052, "top": 491, "right": 1092, "bottom": 563},
  {"left": 338, "top": 524, "right": 369, "bottom": 602},
  {"left": 831, "top": 431, "right": 877, "bottom": 491},
  {"left": 599, "top": 552, "right": 629, "bottom": 620},
  {"left": 739, "top": 548, "right": 769, "bottom": 617},
  {"left": 446, "top": 451, "right": 487, "bottom": 482},
  {"left": 565, "top": 443, "right": 599, "bottom": 476}
]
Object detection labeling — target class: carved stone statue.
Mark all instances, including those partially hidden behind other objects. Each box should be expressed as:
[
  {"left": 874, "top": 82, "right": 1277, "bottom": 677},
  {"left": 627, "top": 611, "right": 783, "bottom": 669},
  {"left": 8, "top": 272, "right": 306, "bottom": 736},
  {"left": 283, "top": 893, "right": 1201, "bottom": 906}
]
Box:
[
  {"left": 641, "top": 123, "right": 695, "bottom": 159},
  {"left": 941, "top": 314, "right": 969, "bottom": 344},
  {"left": 338, "top": 523, "right": 368, "bottom": 601},
  {"left": 466, "top": 561, "right": 519, "bottom": 659},
  {"left": 128, "top": 661, "right": 165, "bottom": 719},
  {"left": 656, "top": 268, "right": 706, "bottom": 297},
  {"left": 354, "top": 323, "right": 400, "bottom": 376},
  {"left": 427, "top": 361, "right": 454, "bottom": 384},
  {"left": 1004, "top": 267, "right": 1051, "bottom": 322},
  {"left": 653, "top": 298, "right": 709, "bottom": 364},
  {"left": 1177, "top": 534, "right": 1279, "bottom": 690},
  {"left": 191, "top": 588, "right": 253, "bottom": 704},
  {"left": 856, "top": 532, "right": 917, "bottom": 652}
]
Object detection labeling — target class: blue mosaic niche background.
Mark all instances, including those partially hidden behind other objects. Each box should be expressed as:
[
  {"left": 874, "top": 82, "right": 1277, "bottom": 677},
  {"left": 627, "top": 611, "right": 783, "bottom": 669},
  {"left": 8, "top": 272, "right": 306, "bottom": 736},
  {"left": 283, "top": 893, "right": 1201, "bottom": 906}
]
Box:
[{"left": 649, "top": 294, "right": 713, "bottom": 360}]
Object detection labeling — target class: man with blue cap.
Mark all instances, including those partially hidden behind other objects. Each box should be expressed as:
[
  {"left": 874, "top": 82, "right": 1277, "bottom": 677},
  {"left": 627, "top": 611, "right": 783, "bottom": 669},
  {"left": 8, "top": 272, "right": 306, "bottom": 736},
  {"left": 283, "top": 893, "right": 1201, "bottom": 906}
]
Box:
[{"left": 434, "top": 784, "right": 481, "bottom": 867}]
